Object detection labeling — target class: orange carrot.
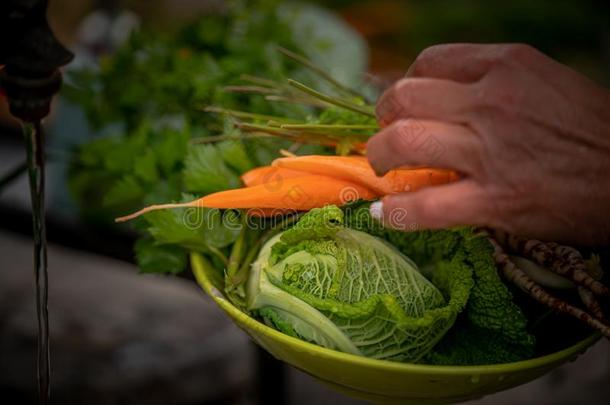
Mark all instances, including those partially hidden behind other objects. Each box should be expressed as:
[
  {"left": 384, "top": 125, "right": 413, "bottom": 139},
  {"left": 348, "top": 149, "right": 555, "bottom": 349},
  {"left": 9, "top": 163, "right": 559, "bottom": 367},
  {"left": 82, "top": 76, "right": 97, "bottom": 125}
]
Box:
[
  {"left": 115, "top": 175, "right": 377, "bottom": 222},
  {"left": 240, "top": 166, "right": 308, "bottom": 187},
  {"left": 272, "top": 155, "right": 459, "bottom": 194},
  {"left": 384, "top": 167, "right": 460, "bottom": 193},
  {"left": 246, "top": 208, "right": 300, "bottom": 217}
]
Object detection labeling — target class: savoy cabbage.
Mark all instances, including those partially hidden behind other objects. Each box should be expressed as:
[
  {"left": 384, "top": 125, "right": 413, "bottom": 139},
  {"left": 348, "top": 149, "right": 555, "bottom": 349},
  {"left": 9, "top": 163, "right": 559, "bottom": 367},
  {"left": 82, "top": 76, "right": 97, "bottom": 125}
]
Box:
[{"left": 246, "top": 206, "right": 473, "bottom": 362}]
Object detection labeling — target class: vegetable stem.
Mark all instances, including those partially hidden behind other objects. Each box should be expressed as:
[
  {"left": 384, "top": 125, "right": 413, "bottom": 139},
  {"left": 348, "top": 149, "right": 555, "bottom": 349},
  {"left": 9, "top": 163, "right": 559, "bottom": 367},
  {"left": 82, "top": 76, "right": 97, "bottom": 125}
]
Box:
[
  {"left": 191, "top": 134, "right": 272, "bottom": 144},
  {"left": 228, "top": 213, "right": 300, "bottom": 293},
  {"left": 264, "top": 94, "right": 329, "bottom": 108},
  {"left": 287, "top": 79, "right": 376, "bottom": 117},
  {"left": 222, "top": 85, "right": 279, "bottom": 94},
  {"left": 227, "top": 219, "right": 248, "bottom": 280},
  {"left": 239, "top": 74, "right": 285, "bottom": 89},
  {"left": 201, "top": 106, "right": 300, "bottom": 123},
  {"left": 277, "top": 47, "right": 367, "bottom": 100},
  {"left": 280, "top": 124, "right": 378, "bottom": 131},
  {"left": 233, "top": 240, "right": 261, "bottom": 286},
  {"left": 279, "top": 149, "right": 297, "bottom": 158},
  {"left": 236, "top": 123, "right": 337, "bottom": 144},
  {"left": 205, "top": 245, "right": 230, "bottom": 268}
]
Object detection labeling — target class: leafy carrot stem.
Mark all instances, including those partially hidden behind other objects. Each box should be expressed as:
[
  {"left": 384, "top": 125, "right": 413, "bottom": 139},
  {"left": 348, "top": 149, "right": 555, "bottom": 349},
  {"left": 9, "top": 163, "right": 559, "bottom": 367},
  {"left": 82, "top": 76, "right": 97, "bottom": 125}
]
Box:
[
  {"left": 223, "top": 85, "right": 280, "bottom": 94},
  {"left": 237, "top": 123, "right": 367, "bottom": 148},
  {"left": 191, "top": 134, "right": 272, "bottom": 144},
  {"left": 277, "top": 46, "right": 366, "bottom": 100},
  {"left": 287, "top": 79, "right": 375, "bottom": 117},
  {"left": 280, "top": 124, "right": 378, "bottom": 130},
  {"left": 202, "top": 106, "right": 300, "bottom": 123},
  {"left": 239, "top": 74, "right": 286, "bottom": 89},
  {"left": 264, "top": 94, "right": 329, "bottom": 108}
]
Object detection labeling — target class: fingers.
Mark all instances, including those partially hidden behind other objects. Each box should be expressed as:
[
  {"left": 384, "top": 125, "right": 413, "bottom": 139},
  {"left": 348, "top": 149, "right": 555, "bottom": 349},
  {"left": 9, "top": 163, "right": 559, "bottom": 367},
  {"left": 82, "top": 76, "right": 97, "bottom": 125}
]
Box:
[
  {"left": 405, "top": 43, "right": 572, "bottom": 91},
  {"left": 406, "top": 43, "right": 496, "bottom": 82},
  {"left": 405, "top": 43, "right": 548, "bottom": 82},
  {"left": 378, "top": 44, "right": 551, "bottom": 126},
  {"left": 366, "top": 119, "right": 481, "bottom": 175},
  {"left": 376, "top": 78, "right": 474, "bottom": 126},
  {"left": 370, "top": 179, "right": 492, "bottom": 231}
]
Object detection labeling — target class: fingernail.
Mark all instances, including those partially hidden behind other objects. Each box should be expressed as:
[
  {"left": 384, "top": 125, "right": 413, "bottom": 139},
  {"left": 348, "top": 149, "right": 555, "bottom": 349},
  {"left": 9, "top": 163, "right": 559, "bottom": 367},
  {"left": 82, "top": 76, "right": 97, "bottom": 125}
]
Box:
[{"left": 370, "top": 201, "right": 384, "bottom": 220}]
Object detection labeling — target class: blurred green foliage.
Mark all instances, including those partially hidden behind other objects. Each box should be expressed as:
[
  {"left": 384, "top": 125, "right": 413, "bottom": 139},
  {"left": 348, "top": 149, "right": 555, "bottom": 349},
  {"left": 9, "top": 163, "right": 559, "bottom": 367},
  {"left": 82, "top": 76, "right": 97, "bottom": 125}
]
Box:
[{"left": 65, "top": 0, "right": 368, "bottom": 273}]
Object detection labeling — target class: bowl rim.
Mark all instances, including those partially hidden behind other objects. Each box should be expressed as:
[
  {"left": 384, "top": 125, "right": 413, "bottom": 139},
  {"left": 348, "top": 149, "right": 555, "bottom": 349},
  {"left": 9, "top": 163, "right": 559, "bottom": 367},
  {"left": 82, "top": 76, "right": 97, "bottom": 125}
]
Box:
[{"left": 191, "top": 252, "right": 601, "bottom": 375}]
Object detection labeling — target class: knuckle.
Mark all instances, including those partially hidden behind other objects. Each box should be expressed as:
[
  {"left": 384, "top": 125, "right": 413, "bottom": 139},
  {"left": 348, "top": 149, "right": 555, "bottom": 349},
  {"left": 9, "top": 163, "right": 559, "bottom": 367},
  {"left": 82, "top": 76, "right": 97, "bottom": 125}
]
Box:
[
  {"left": 416, "top": 44, "right": 453, "bottom": 63},
  {"left": 386, "top": 119, "right": 423, "bottom": 151},
  {"left": 365, "top": 132, "right": 383, "bottom": 154},
  {"left": 488, "top": 43, "right": 538, "bottom": 68},
  {"left": 395, "top": 78, "right": 417, "bottom": 95},
  {"left": 417, "top": 45, "right": 439, "bottom": 60},
  {"left": 409, "top": 46, "right": 438, "bottom": 75},
  {"left": 503, "top": 43, "right": 538, "bottom": 61},
  {"left": 473, "top": 45, "right": 541, "bottom": 113},
  {"left": 393, "top": 78, "right": 415, "bottom": 106},
  {"left": 376, "top": 86, "right": 405, "bottom": 123},
  {"left": 390, "top": 79, "right": 423, "bottom": 112},
  {"left": 473, "top": 72, "right": 523, "bottom": 112}
]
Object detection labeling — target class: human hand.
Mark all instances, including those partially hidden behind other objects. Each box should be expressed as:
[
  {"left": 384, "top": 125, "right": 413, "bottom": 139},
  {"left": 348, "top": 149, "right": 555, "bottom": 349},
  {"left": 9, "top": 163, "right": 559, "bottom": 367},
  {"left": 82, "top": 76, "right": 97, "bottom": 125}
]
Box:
[{"left": 367, "top": 43, "right": 610, "bottom": 245}]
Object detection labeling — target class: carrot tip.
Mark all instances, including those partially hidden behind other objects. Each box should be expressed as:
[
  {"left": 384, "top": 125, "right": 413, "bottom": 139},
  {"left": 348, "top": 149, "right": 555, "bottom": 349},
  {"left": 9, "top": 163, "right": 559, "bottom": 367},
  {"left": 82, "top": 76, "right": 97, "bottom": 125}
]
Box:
[
  {"left": 115, "top": 212, "right": 141, "bottom": 223},
  {"left": 114, "top": 203, "right": 193, "bottom": 223},
  {"left": 115, "top": 208, "right": 148, "bottom": 223}
]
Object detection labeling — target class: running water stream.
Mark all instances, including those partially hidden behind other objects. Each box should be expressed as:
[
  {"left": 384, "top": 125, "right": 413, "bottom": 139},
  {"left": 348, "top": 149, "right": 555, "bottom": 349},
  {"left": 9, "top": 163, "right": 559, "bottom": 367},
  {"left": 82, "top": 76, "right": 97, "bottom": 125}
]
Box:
[{"left": 23, "top": 121, "right": 50, "bottom": 404}]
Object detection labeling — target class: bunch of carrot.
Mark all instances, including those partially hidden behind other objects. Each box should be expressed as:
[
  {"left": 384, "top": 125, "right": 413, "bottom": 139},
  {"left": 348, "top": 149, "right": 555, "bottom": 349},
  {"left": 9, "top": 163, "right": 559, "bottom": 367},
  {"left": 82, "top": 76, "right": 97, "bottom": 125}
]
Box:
[{"left": 115, "top": 155, "right": 458, "bottom": 222}]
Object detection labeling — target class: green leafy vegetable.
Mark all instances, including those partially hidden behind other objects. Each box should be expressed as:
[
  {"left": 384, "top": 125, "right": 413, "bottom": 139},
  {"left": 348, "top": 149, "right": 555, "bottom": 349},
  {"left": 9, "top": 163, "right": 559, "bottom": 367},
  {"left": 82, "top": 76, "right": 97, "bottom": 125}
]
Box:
[
  {"left": 135, "top": 238, "right": 187, "bottom": 275},
  {"left": 66, "top": 0, "right": 368, "bottom": 275},
  {"left": 69, "top": 123, "right": 188, "bottom": 220},
  {"left": 183, "top": 144, "right": 241, "bottom": 194},
  {"left": 217, "top": 140, "right": 255, "bottom": 174},
  {"left": 132, "top": 194, "right": 242, "bottom": 272},
  {"left": 143, "top": 194, "right": 240, "bottom": 251},
  {"left": 246, "top": 206, "right": 472, "bottom": 362},
  {"left": 343, "top": 202, "right": 536, "bottom": 365},
  {"left": 423, "top": 235, "right": 536, "bottom": 365},
  {"left": 65, "top": 0, "right": 547, "bottom": 367}
]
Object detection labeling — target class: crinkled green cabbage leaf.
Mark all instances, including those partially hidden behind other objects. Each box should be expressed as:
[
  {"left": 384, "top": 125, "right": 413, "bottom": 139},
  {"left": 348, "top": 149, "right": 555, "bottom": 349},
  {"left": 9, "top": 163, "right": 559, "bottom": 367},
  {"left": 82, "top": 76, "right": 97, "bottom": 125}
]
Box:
[
  {"left": 246, "top": 206, "right": 473, "bottom": 362},
  {"left": 343, "top": 202, "right": 536, "bottom": 365}
]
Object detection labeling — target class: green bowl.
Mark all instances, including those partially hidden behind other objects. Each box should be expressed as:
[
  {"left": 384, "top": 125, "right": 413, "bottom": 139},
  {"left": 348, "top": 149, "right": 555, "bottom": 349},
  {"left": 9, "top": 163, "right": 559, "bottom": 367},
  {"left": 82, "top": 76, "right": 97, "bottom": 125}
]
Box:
[{"left": 191, "top": 253, "right": 600, "bottom": 404}]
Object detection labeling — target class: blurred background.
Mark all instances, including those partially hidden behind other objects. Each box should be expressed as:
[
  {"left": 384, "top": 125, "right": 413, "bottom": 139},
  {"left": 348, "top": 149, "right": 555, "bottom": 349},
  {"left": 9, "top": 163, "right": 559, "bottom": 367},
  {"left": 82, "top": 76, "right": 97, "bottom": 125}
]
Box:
[{"left": 1, "top": 1, "right": 609, "bottom": 404}]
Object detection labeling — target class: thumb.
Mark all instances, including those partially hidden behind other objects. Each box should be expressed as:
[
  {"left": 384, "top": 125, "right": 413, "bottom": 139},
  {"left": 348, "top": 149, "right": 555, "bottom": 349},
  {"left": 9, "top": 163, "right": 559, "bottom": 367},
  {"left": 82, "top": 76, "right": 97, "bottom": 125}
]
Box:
[{"left": 369, "top": 180, "right": 494, "bottom": 231}]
